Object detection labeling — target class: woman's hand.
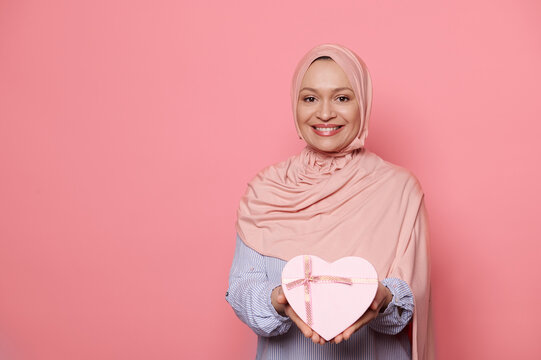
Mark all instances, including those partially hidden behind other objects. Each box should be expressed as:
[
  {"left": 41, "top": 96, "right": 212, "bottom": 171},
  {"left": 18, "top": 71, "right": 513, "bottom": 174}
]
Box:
[
  {"left": 271, "top": 285, "right": 326, "bottom": 345},
  {"left": 331, "top": 282, "right": 393, "bottom": 344}
]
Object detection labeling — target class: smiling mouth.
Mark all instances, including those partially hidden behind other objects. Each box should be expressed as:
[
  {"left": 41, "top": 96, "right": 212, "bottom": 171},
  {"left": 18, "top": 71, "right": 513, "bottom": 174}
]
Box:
[
  {"left": 312, "top": 125, "right": 344, "bottom": 131},
  {"left": 311, "top": 125, "right": 344, "bottom": 136}
]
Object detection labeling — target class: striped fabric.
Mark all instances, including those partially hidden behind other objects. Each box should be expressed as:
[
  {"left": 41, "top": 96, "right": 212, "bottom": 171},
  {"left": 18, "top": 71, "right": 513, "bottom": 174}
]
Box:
[{"left": 226, "top": 234, "right": 414, "bottom": 359}]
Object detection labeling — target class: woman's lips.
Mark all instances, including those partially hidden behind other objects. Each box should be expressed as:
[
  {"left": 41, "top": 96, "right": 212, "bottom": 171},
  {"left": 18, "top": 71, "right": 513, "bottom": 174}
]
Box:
[{"left": 312, "top": 124, "right": 344, "bottom": 136}]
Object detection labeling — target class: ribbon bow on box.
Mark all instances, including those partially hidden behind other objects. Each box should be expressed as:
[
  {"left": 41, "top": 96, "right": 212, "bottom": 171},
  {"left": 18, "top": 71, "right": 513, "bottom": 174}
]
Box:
[{"left": 281, "top": 255, "right": 378, "bottom": 341}]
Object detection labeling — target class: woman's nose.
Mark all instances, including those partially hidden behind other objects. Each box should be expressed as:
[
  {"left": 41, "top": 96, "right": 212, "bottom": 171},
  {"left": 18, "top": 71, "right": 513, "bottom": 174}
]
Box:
[{"left": 317, "top": 100, "right": 336, "bottom": 121}]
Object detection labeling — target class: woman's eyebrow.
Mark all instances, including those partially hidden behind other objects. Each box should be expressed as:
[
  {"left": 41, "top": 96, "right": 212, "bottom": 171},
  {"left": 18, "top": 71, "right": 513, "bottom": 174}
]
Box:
[{"left": 300, "top": 87, "right": 354, "bottom": 93}]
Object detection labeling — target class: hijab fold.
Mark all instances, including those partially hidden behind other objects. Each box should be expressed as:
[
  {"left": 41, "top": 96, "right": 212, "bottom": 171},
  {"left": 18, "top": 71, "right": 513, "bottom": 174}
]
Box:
[{"left": 235, "top": 43, "right": 434, "bottom": 360}]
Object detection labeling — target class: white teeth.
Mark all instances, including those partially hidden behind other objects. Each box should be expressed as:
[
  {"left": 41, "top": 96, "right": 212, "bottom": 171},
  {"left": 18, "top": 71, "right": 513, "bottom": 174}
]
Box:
[{"left": 315, "top": 127, "right": 340, "bottom": 131}]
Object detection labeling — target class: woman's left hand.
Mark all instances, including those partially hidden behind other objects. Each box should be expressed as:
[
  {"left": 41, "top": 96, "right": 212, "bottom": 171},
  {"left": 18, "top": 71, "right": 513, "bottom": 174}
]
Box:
[{"left": 331, "top": 281, "right": 393, "bottom": 344}]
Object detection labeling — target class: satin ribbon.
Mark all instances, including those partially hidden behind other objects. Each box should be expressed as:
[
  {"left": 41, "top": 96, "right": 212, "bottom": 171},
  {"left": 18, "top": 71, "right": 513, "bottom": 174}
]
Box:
[{"left": 284, "top": 255, "right": 377, "bottom": 327}]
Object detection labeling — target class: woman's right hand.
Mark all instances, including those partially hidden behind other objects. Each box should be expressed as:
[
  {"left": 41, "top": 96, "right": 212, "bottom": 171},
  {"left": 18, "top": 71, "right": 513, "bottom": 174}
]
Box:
[{"left": 271, "top": 285, "right": 326, "bottom": 345}]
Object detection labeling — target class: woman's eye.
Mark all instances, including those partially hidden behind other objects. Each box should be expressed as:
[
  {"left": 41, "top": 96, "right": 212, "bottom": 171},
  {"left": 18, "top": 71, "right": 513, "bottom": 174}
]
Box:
[
  {"left": 304, "top": 96, "right": 316, "bottom": 103},
  {"left": 337, "top": 96, "right": 349, "bottom": 102}
]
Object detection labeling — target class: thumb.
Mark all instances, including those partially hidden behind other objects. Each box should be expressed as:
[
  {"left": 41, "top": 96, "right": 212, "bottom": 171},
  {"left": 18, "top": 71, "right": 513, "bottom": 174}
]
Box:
[
  {"left": 370, "top": 298, "right": 380, "bottom": 311},
  {"left": 277, "top": 288, "right": 288, "bottom": 304}
]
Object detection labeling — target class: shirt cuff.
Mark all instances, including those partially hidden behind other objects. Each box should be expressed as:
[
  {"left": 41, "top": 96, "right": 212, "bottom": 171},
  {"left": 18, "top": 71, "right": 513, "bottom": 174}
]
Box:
[
  {"left": 368, "top": 278, "right": 414, "bottom": 335},
  {"left": 380, "top": 277, "right": 412, "bottom": 315},
  {"left": 264, "top": 282, "right": 292, "bottom": 334}
]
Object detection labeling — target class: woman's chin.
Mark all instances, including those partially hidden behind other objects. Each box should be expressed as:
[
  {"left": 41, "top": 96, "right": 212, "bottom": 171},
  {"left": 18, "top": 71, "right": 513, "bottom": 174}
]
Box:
[
  {"left": 309, "top": 143, "right": 342, "bottom": 153},
  {"left": 303, "top": 134, "right": 350, "bottom": 153}
]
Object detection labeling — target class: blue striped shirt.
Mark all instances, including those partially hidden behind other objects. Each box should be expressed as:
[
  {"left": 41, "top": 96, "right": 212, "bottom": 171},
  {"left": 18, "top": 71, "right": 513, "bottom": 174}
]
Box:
[{"left": 226, "top": 234, "right": 414, "bottom": 359}]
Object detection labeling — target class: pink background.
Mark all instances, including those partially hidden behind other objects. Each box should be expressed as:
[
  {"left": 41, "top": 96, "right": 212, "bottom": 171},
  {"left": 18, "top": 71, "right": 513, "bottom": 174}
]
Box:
[{"left": 1, "top": 0, "right": 540, "bottom": 359}]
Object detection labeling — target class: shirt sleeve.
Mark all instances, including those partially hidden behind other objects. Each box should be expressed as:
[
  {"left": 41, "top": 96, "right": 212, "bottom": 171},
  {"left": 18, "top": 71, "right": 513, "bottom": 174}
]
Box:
[
  {"left": 368, "top": 277, "right": 414, "bottom": 335},
  {"left": 225, "top": 234, "right": 292, "bottom": 337}
]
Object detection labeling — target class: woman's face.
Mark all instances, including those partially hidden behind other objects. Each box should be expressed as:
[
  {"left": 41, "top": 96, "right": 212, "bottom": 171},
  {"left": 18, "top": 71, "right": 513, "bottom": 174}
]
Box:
[{"left": 296, "top": 59, "right": 361, "bottom": 153}]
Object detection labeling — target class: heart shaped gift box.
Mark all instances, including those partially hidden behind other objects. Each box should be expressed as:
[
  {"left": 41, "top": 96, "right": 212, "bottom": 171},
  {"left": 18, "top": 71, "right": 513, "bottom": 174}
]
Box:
[{"left": 281, "top": 255, "right": 379, "bottom": 341}]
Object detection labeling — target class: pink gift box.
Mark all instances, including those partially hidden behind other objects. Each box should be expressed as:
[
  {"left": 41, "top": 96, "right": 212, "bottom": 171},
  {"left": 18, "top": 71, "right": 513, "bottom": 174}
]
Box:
[{"left": 281, "top": 255, "right": 379, "bottom": 341}]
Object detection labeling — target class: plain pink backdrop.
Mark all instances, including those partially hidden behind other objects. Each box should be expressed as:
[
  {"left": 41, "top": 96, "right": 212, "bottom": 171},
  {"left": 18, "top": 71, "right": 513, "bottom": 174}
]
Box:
[{"left": 1, "top": 0, "right": 540, "bottom": 359}]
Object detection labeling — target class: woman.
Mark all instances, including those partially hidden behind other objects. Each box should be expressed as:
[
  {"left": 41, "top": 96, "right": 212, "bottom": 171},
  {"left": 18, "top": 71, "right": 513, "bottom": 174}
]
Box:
[{"left": 226, "top": 43, "right": 434, "bottom": 359}]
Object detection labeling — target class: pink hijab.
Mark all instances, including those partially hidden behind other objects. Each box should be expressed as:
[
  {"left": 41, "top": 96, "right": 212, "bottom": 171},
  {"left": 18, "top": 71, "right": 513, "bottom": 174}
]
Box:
[{"left": 235, "top": 43, "right": 434, "bottom": 360}]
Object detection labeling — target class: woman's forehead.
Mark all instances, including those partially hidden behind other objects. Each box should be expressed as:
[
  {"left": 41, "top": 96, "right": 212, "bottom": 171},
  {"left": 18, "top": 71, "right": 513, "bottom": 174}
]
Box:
[{"left": 300, "top": 59, "right": 354, "bottom": 90}]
